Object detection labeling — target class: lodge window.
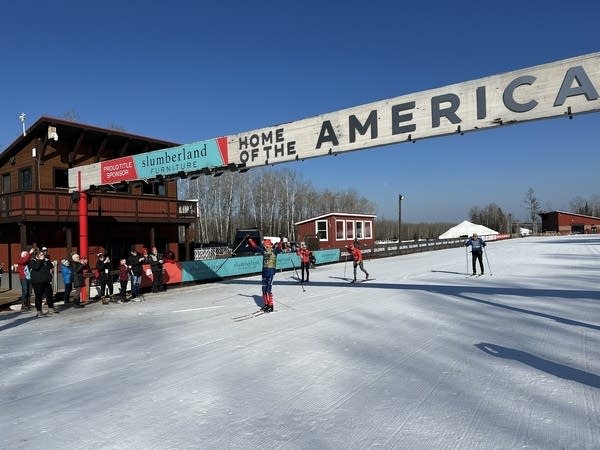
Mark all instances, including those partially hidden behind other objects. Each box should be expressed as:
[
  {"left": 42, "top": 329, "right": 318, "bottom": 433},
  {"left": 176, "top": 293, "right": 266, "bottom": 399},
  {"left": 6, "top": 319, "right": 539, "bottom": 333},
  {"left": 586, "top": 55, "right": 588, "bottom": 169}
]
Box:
[
  {"left": 1, "top": 173, "right": 10, "bottom": 194},
  {"left": 54, "top": 168, "right": 69, "bottom": 189},
  {"left": 316, "top": 220, "right": 328, "bottom": 240},
  {"left": 364, "top": 221, "right": 372, "bottom": 239},
  {"left": 335, "top": 220, "right": 344, "bottom": 240},
  {"left": 346, "top": 221, "right": 354, "bottom": 240},
  {"left": 142, "top": 181, "right": 166, "bottom": 196},
  {"left": 356, "top": 221, "right": 363, "bottom": 239},
  {"left": 19, "top": 167, "right": 32, "bottom": 190}
]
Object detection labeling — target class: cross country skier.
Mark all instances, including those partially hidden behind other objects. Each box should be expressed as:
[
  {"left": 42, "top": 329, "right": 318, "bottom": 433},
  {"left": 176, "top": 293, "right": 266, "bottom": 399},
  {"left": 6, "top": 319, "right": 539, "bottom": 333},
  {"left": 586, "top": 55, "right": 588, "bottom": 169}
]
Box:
[
  {"left": 296, "top": 241, "right": 312, "bottom": 282},
  {"left": 247, "top": 236, "right": 283, "bottom": 312},
  {"left": 466, "top": 232, "right": 486, "bottom": 275},
  {"left": 347, "top": 243, "right": 369, "bottom": 282}
]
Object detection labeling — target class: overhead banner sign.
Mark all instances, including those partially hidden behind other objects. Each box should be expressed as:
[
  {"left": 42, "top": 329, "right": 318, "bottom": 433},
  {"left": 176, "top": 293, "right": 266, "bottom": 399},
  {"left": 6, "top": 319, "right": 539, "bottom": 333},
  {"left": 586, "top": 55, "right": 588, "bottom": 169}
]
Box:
[
  {"left": 228, "top": 51, "right": 600, "bottom": 168},
  {"left": 70, "top": 52, "right": 600, "bottom": 190},
  {"left": 70, "top": 137, "right": 228, "bottom": 190}
]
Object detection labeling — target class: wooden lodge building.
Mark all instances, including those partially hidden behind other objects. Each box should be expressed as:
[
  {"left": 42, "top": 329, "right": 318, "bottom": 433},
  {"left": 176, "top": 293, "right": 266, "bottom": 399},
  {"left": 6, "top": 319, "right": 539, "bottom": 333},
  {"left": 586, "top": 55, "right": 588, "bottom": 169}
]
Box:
[{"left": 0, "top": 116, "right": 197, "bottom": 273}]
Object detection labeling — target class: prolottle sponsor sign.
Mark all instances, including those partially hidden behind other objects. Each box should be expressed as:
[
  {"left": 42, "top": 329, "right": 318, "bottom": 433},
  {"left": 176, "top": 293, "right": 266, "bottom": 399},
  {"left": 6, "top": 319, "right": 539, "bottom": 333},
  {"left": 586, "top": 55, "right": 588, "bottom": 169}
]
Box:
[{"left": 70, "top": 52, "right": 600, "bottom": 190}]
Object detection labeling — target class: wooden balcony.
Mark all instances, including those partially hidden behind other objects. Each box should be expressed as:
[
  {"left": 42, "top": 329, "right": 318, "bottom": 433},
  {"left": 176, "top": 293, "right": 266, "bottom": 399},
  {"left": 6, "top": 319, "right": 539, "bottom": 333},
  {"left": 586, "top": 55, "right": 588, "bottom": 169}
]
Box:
[{"left": 0, "top": 190, "right": 197, "bottom": 224}]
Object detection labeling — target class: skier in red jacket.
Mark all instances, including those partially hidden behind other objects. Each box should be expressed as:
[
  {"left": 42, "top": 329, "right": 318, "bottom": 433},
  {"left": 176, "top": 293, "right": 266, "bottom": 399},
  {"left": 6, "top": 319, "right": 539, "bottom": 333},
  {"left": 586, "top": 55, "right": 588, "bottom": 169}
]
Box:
[
  {"left": 296, "top": 241, "right": 313, "bottom": 283},
  {"left": 347, "top": 243, "right": 369, "bottom": 283}
]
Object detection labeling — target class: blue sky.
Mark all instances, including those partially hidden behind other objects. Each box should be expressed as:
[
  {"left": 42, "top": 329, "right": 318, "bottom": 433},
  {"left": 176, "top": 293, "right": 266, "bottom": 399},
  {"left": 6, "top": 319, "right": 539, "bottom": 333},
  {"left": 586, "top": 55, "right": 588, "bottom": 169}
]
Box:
[{"left": 1, "top": 1, "right": 599, "bottom": 222}]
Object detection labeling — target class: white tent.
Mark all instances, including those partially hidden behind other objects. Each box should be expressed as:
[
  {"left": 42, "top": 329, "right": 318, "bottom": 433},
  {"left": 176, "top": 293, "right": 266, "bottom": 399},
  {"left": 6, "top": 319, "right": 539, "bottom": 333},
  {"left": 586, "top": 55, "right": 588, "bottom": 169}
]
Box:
[{"left": 439, "top": 220, "right": 499, "bottom": 240}]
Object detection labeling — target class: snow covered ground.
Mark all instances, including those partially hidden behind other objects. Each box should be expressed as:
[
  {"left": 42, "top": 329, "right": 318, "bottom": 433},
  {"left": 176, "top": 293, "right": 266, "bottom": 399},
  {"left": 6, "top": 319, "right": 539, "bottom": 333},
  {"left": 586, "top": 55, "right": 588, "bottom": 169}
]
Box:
[{"left": 1, "top": 235, "right": 599, "bottom": 449}]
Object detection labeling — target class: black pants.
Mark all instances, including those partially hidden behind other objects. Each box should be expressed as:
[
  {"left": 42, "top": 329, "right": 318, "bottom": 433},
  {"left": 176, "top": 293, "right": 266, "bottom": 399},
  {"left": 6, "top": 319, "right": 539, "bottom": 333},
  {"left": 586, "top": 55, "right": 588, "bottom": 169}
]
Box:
[
  {"left": 99, "top": 276, "right": 113, "bottom": 297},
  {"left": 300, "top": 261, "right": 310, "bottom": 281},
  {"left": 32, "top": 282, "right": 53, "bottom": 311},
  {"left": 151, "top": 270, "right": 164, "bottom": 292},
  {"left": 63, "top": 282, "right": 72, "bottom": 302},
  {"left": 472, "top": 251, "right": 484, "bottom": 274},
  {"left": 119, "top": 280, "right": 128, "bottom": 297}
]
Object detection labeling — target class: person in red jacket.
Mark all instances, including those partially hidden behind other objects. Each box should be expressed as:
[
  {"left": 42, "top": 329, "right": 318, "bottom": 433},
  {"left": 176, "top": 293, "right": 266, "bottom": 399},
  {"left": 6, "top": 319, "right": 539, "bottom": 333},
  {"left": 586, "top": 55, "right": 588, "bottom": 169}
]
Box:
[
  {"left": 296, "top": 241, "right": 312, "bottom": 283},
  {"left": 347, "top": 243, "right": 369, "bottom": 283}
]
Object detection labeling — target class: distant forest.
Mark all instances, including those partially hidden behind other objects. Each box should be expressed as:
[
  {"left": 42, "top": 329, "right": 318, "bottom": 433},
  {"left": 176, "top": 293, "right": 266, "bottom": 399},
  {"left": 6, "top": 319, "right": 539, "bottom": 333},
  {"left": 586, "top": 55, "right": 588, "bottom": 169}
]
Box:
[{"left": 178, "top": 168, "right": 595, "bottom": 244}]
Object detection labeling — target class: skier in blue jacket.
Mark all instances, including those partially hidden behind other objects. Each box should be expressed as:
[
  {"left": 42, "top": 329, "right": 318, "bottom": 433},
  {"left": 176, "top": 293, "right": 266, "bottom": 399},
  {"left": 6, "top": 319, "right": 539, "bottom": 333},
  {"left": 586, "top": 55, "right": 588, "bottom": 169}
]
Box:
[{"left": 466, "top": 233, "right": 486, "bottom": 275}]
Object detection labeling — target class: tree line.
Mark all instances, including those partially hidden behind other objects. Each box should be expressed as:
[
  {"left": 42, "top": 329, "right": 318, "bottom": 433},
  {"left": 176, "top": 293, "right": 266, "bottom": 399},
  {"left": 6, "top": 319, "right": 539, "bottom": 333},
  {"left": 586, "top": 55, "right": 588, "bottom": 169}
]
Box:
[
  {"left": 179, "top": 172, "right": 595, "bottom": 244},
  {"left": 179, "top": 168, "right": 376, "bottom": 244}
]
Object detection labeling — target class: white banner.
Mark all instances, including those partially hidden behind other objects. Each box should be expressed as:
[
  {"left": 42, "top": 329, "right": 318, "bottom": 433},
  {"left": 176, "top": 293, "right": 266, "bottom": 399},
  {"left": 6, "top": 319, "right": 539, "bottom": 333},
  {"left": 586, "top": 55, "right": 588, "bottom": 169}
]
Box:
[{"left": 229, "top": 52, "right": 600, "bottom": 168}]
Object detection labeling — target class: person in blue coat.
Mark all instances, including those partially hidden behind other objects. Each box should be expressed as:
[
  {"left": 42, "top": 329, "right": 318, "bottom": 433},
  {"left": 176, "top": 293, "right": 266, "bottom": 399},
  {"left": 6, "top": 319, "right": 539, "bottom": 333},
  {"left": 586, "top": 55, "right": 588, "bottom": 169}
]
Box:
[
  {"left": 60, "top": 258, "right": 73, "bottom": 303},
  {"left": 466, "top": 233, "right": 486, "bottom": 275}
]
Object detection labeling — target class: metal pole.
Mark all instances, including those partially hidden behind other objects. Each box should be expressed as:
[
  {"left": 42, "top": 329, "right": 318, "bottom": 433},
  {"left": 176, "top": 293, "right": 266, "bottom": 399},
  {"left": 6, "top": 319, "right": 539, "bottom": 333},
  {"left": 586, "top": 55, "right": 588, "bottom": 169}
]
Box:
[{"left": 398, "top": 194, "right": 404, "bottom": 242}]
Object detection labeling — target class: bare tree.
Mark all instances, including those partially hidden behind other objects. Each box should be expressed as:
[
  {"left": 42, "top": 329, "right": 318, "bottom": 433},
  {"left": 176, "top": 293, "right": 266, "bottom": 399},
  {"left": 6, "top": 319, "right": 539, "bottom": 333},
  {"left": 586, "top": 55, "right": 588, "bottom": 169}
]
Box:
[{"left": 522, "top": 187, "right": 541, "bottom": 233}]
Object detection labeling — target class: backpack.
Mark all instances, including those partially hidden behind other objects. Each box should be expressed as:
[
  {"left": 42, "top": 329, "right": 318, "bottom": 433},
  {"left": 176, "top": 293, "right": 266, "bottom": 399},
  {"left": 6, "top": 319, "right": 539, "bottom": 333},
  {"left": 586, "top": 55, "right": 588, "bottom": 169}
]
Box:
[{"left": 309, "top": 253, "right": 316, "bottom": 265}]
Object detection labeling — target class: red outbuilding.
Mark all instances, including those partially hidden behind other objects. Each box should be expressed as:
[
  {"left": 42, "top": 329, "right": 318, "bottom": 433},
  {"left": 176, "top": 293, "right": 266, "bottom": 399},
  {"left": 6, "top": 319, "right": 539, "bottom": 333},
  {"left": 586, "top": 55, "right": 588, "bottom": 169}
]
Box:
[
  {"left": 295, "top": 213, "right": 376, "bottom": 250},
  {"left": 538, "top": 211, "right": 600, "bottom": 234}
]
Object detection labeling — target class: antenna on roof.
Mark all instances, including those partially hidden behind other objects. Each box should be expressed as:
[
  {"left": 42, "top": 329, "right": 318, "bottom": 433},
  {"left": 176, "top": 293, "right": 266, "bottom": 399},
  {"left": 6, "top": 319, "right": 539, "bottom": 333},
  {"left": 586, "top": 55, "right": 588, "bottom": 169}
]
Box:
[{"left": 18, "top": 112, "right": 26, "bottom": 136}]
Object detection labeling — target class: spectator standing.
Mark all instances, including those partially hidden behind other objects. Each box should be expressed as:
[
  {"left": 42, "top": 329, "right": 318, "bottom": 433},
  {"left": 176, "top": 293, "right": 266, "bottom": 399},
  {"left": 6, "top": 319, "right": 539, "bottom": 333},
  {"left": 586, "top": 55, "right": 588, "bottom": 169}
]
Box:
[
  {"left": 96, "top": 253, "right": 114, "bottom": 304},
  {"left": 40, "top": 246, "right": 55, "bottom": 305},
  {"left": 147, "top": 246, "right": 165, "bottom": 293},
  {"left": 29, "top": 250, "right": 56, "bottom": 317},
  {"left": 60, "top": 258, "right": 73, "bottom": 304},
  {"left": 127, "top": 247, "right": 145, "bottom": 300},
  {"left": 17, "top": 249, "right": 34, "bottom": 312},
  {"left": 70, "top": 254, "right": 85, "bottom": 308},
  {"left": 117, "top": 258, "right": 129, "bottom": 301}
]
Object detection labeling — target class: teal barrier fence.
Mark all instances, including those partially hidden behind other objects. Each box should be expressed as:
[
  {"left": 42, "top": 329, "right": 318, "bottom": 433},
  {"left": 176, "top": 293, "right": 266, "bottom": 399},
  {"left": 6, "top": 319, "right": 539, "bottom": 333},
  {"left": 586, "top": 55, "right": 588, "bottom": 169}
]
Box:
[{"left": 180, "top": 249, "right": 340, "bottom": 282}]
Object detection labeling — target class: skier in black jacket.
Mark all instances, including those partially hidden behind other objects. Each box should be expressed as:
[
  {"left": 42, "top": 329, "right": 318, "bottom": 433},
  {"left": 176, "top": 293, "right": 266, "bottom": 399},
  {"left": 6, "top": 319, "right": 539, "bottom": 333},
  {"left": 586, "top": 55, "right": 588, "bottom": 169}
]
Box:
[{"left": 465, "top": 233, "right": 486, "bottom": 275}]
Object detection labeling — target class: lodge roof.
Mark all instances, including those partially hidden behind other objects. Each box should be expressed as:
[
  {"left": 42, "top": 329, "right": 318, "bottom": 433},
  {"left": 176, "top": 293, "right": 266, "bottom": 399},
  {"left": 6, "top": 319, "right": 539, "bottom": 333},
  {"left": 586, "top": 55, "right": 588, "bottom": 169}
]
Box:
[
  {"left": 0, "top": 115, "right": 180, "bottom": 165},
  {"left": 295, "top": 212, "right": 377, "bottom": 226}
]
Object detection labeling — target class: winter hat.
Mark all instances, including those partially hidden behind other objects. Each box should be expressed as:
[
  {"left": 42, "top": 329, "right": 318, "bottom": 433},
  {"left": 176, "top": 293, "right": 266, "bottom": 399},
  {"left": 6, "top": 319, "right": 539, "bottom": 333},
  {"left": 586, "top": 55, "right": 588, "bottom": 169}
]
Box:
[{"left": 72, "top": 254, "right": 80, "bottom": 262}]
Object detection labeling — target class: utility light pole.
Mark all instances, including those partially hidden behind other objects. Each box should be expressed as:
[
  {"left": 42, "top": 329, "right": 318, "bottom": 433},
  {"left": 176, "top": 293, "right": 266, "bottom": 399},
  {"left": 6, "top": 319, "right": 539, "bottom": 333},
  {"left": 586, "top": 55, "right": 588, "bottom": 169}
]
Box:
[{"left": 398, "top": 194, "right": 405, "bottom": 242}]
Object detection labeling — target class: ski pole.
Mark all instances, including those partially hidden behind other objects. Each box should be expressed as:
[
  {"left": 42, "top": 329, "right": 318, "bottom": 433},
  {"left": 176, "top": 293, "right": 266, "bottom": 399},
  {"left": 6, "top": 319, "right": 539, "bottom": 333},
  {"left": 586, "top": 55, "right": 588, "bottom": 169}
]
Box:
[
  {"left": 215, "top": 237, "right": 248, "bottom": 274},
  {"left": 483, "top": 247, "right": 492, "bottom": 276},
  {"left": 343, "top": 255, "right": 348, "bottom": 280},
  {"left": 465, "top": 246, "right": 469, "bottom": 275},
  {"left": 289, "top": 257, "right": 305, "bottom": 292}
]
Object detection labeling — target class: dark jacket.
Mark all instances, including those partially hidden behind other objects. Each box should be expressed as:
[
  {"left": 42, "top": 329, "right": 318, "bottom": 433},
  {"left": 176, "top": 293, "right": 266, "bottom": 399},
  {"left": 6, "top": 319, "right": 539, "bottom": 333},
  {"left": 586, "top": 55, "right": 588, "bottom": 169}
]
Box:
[
  {"left": 96, "top": 258, "right": 111, "bottom": 280},
  {"left": 72, "top": 261, "right": 85, "bottom": 288},
  {"left": 127, "top": 252, "right": 144, "bottom": 276},
  {"left": 28, "top": 258, "right": 53, "bottom": 284},
  {"left": 466, "top": 237, "right": 486, "bottom": 253},
  {"left": 148, "top": 252, "right": 164, "bottom": 273}
]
